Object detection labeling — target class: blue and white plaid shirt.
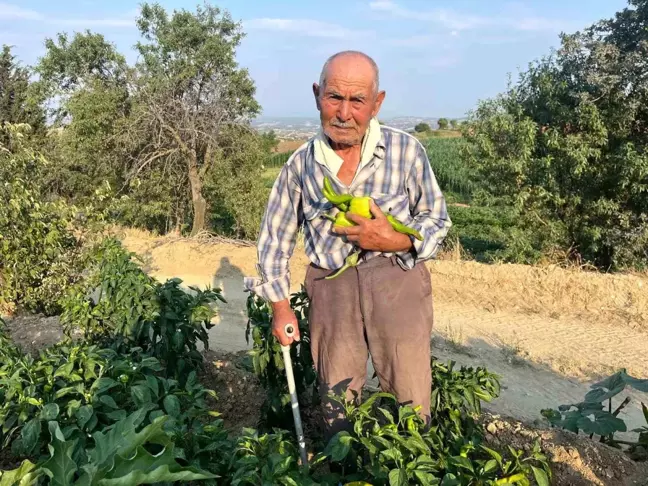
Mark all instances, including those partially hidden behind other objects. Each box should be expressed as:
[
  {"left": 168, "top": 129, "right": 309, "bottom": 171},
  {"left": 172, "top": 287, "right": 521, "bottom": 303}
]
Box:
[{"left": 244, "top": 124, "right": 452, "bottom": 302}]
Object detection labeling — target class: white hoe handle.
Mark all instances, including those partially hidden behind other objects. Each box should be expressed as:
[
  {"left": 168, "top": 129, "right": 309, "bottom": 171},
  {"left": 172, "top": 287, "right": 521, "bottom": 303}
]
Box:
[{"left": 281, "top": 323, "right": 308, "bottom": 470}]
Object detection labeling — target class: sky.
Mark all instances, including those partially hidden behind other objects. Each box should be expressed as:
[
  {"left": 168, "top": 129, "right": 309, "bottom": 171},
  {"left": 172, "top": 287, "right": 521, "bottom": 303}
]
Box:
[{"left": 0, "top": 0, "right": 631, "bottom": 119}]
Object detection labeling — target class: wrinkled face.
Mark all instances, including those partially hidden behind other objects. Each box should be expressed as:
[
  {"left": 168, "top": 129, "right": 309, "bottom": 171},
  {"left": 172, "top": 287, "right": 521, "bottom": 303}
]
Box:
[{"left": 313, "top": 56, "right": 385, "bottom": 147}]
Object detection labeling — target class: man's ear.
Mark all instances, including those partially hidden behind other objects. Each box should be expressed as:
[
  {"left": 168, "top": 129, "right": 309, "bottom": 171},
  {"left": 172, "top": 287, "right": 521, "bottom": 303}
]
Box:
[
  {"left": 313, "top": 83, "right": 321, "bottom": 111},
  {"left": 372, "top": 90, "right": 386, "bottom": 117}
]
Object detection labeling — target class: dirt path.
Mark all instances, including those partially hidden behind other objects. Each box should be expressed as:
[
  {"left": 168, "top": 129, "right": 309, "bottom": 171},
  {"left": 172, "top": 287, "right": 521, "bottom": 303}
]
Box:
[{"left": 117, "top": 231, "right": 648, "bottom": 439}]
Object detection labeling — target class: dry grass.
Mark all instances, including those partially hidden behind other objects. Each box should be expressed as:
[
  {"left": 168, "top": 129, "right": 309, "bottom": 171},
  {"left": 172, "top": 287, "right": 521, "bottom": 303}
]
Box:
[
  {"left": 427, "top": 258, "right": 648, "bottom": 331},
  {"left": 274, "top": 140, "right": 307, "bottom": 153},
  {"left": 112, "top": 225, "right": 648, "bottom": 332}
]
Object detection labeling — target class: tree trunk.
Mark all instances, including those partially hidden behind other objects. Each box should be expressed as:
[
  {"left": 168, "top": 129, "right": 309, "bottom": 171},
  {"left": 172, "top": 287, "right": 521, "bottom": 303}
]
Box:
[{"left": 187, "top": 157, "right": 207, "bottom": 236}]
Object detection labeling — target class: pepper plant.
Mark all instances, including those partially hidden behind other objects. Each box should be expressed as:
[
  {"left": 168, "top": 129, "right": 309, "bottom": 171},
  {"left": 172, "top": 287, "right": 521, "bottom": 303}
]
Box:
[
  {"left": 541, "top": 368, "right": 648, "bottom": 451},
  {"left": 0, "top": 410, "right": 217, "bottom": 485},
  {"left": 245, "top": 288, "right": 317, "bottom": 431},
  {"left": 60, "top": 237, "right": 226, "bottom": 385},
  {"left": 321, "top": 392, "right": 551, "bottom": 485}
]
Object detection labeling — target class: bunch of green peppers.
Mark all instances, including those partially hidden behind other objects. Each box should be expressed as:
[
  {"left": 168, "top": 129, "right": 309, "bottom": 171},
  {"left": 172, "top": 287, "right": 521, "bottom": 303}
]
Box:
[
  {"left": 321, "top": 176, "right": 423, "bottom": 240},
  {"left": 320, "top": 176, "right": 423, "bottom": 280}
]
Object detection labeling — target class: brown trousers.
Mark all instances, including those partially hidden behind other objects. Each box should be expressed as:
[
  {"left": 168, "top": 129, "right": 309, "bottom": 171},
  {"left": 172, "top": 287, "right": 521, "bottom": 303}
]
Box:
[{"left": 304, "top": 255, "right": 434, "bottom": 438}]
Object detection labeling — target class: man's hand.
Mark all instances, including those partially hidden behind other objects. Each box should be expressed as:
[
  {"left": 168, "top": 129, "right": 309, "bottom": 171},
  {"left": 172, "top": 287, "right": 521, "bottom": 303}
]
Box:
[
  {"left": 332, "top": 199, "right": 413, "bottom": 252},
  {"left": 271, "top": 299, "right": 300, "bottom": 346}
]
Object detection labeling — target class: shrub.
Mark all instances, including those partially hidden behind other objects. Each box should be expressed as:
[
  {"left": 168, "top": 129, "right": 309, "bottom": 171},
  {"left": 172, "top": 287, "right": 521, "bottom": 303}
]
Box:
[
  {"left": 414, "top": 122, "right": 432, "bottom": 133},
  {"left": 245, "top": 289, "right": 317, "bottom": 431},
  {"left": 205, "top": 126, "right": 271, "bottom": 240},
  {"left": 0, "top": 123, "right": 88, "bottom": 316},
  {"left": 461, "top": 3, "right": 648, "bottom": 270}
]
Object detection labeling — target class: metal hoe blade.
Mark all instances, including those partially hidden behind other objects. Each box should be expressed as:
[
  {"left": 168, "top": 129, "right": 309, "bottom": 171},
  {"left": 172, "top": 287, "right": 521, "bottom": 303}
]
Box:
[{"left": 281, "top": 323, "right": 309, "bottom": 471}]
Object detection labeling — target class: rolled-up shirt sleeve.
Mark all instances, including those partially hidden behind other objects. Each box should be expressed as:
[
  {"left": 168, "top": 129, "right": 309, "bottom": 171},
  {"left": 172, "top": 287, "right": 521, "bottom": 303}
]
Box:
[
  {"left": 398, "top": 142, "right": 452, "bottom": 267},
  {"left": 243, "top": 159, "right": 303, "bottom": 302}
]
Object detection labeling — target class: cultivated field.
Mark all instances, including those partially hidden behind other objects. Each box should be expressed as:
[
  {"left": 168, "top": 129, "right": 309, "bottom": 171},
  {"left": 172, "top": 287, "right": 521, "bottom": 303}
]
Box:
[{"left": 5, "top": 225, "right": 648, "bottom": 484}]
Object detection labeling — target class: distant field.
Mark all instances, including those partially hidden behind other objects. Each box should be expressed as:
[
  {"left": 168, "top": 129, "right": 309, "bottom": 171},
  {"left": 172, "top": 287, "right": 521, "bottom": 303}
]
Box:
[
  {"left": 274, "top": 140, "right": 306, "bottom": 152},
  {"left": 414, "top": 129, "right": 462, "bottom": 141}
]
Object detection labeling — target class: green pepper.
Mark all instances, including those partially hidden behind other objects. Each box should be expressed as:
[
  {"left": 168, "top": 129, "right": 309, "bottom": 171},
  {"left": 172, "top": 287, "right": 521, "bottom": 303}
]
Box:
[
  {"left": 386, "top": 214, "right": 423, "bottom": 241},
  {"left": 322, "top": 212, "right": 355, "bottom": 227},
  {"left": 349, "top": 196, "right": 372, "bottom": 219},
  {"left": 321, "top": 177, "right": 423, "bottom": 241},
  {"left": 325, "top": 249, "right": 362, "bottom": 280},
  {"left": 323, "top": 176, "right": 353, "bottom": 210}
]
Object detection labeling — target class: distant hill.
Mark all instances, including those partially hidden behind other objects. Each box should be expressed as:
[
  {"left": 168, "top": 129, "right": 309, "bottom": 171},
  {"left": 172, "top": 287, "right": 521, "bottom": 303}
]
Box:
[{"left": 251, "top": 116, "right": 461, "bottom": 140}]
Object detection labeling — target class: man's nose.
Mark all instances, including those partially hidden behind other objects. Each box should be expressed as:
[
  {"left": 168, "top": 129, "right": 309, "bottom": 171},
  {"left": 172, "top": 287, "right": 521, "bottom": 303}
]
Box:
[{"left": 336, "top": 100, "right": 351, "bottom": 121}]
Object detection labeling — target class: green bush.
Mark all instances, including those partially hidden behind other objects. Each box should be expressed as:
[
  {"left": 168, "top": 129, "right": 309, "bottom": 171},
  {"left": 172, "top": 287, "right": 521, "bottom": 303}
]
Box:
[
  {"left": 0, "top": 124, "right": 87, "bottom": 316},
  {"left": 541, "top": 369, "right": 648, "bottom": 457},
  {"left": 461, "top": 3, "right": 648, "bottom": 270},
  {"left": 245, "top": 289, "right": 317, "bottom": 431},
  {"left": 0, "top": 338, "right": 224, "bottom": 484},
  {"left": 205, "top": 127, "right": 271, "bottom": 240},
  {"left": 320, "top": 393, "right": 550, "bottom": 485}
]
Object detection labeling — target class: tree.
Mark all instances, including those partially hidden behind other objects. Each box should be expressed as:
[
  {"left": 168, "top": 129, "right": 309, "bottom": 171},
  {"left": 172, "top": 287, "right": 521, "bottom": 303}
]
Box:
[
  {"left": 437, "top": 118, "right": 449, "bottom": 130},
  {"left": 450, "top": 119, "right": 459, "bottom": 130},
  {"left": 129, "top": 2, "right": 260, "bottom": 236},
  {"left": 463, "top": 0, "right": 648, "bottom": 269},
  {"left": 0, "top": 45, "right": 45, "bottom": 145},
  {"left": 34, "top": 32, "right": 131, "bottom": 201},
  {"left": 414, "top": 122, "right": 431, "bottom": 133},
  {"left": 260, "top": 130, "right": 279, "bottom": 153},
  {"left": 35, "top": 31, "right": 129, "bottom": 123}
]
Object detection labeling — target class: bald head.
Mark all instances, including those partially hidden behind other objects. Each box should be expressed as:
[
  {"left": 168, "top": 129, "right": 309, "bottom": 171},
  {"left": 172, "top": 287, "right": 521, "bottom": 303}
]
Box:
[{"left": 318, "top": 51, "right": 380, "bottom": 96}]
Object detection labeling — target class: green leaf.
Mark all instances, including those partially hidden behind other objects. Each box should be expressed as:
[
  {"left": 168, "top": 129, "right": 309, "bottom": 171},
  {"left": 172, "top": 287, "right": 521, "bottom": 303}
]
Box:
[
  {"left": 532, "top": 466, "right": 550, "bottom": 486},
  {"left": 79, "top": 413, "right": 216, "bottom": 484},
  {"left": 481, "top": 445, "right": 503, "bottom": 468},
  {"left": 576, "top": 410, "right": 626, "bottom": 436},
  {"left": 622, "top": 373, "right": 648, "bottom": 393},
  {"left": 131, "top": 384, "right": 152, "bottom": 407},
  {"left": 99, "top": 395, "right": 118, "bottom": 409},
  {"left": 389, "top": 468, "right": 408, "bottom": 486},
  {"left": 450, "top": 455, "right": 475, "bottom": 473},
  {"left": 358, "top": 392, "right": 395, "bottom": 413},
  {"left": 413, "top": 471, "right": 440, "bottom": 486},
  {"left": 41, "top": 422, "right": 78, "bottom": 486},
  {"left": 162, "top": 395, "right": 181, "bottom": 417},
  {"left": 20, "top": 418, "right": 41, "bottom": 454},
  {"left": 41, "top": 403, "right": 60, "bottom": 421},
  {"left": 144, "top": 375, "right": 159, "bottom": 397},
  {"left": 94, "top": 461, "right": 215, "bottom": 485},
  {"left": 54, "top": 362, "right": 74, "bottom": 379},
  {"left": 440, "top": 473, "right": 460, "bottom": 486},
  {"left": 92, "top": 378, "right": 119, "bottom": 394},
  {"left": 325, "top": 431, "right": 354, "bottom": 462},
  {"left": 76, "top": 405, "right": 94, "bottom": 429},
  {"left": 483, "top": 459, "right": 499, "bottom": 474},
  {"left": 0, "top": 460, "right": 42, "bottom": 486}
]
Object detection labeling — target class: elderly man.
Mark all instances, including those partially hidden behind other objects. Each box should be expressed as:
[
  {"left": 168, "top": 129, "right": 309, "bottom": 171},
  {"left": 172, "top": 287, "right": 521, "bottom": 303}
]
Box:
[{"left": 244, "top": 50, "right": 451, "bottom": 436}]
